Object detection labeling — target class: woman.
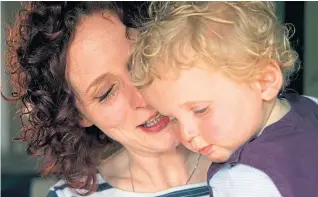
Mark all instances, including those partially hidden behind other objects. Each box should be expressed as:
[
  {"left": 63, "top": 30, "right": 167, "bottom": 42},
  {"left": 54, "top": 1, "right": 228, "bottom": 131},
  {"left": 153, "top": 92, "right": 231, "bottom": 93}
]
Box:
[{"left": 6, "top": 2, "right": 211, "bottom": 197}]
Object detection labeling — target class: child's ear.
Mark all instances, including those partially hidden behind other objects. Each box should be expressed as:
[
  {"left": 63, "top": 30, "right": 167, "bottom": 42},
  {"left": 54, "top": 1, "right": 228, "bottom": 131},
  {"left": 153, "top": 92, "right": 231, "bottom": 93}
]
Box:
[{"left": 259, "top": 60, "right": 283, "bottom": 101}]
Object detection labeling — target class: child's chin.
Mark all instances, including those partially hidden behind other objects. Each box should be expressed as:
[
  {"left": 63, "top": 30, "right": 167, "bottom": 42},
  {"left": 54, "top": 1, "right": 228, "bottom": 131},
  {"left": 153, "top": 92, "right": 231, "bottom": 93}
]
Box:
[{"left": 207, "top": 150, "right": 232, "bottom": 163}]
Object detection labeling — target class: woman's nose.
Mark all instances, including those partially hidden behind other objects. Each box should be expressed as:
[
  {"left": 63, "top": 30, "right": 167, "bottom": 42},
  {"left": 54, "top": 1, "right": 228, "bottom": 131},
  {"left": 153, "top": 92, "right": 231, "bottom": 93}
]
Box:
[
  {"left": 131, "top": 86, "right": 147, "bottom": 109},
  {"left": 178, "top": 121, "right": 200, "bottom": 142}
]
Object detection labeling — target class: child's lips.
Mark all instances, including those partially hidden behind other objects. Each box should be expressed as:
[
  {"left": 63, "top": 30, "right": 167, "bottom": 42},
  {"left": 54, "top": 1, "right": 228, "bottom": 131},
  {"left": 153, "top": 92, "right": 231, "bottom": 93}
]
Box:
[{"left": 199, "top": 144, "right": 213, "bottom": 155}]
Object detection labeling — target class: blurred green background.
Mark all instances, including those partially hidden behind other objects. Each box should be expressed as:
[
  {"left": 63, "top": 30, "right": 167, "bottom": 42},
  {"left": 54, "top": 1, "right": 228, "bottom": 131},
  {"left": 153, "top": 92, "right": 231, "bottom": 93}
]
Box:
[{"left": 1, "top": 1, "right": 318, "bottom": 197}]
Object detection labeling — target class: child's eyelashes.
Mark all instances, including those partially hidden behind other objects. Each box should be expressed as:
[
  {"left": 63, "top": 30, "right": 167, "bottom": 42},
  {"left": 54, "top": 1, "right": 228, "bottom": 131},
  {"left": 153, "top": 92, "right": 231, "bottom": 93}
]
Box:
[
  {"left": 160, "top": 104, "right": 210, "bottom": 124},
  {"left": 192, "top": 106, "right": 210, "bottom": 115},
  {"left": 193, "top": 107, "right": 207, "bottom": 114}
]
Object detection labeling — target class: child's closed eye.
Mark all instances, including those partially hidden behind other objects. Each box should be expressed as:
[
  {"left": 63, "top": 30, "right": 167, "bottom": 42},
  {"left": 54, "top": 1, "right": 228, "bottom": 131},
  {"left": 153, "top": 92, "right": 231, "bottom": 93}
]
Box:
[{"left": 192, "top": 105, "right": 210, "bottom": 115}]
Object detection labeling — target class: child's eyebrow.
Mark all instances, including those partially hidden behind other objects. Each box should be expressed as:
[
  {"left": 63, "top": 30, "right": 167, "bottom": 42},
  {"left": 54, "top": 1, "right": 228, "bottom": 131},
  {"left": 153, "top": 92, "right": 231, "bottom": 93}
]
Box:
[
  {"left": 179, "top": 101, "right": 213, "bottom": 109},
  {"left": 179, "top": 101, "right": 196, "bottom": 108}
]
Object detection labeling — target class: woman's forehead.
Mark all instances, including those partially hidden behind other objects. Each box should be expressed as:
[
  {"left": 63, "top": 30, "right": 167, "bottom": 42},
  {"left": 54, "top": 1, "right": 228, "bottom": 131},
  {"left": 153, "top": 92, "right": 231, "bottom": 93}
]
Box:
[
  {"left": 66, "top": 12, "right": 129, "bottom": 94},
  {"left": 71, "top": 12, "right": 125, "bottom": 49}
]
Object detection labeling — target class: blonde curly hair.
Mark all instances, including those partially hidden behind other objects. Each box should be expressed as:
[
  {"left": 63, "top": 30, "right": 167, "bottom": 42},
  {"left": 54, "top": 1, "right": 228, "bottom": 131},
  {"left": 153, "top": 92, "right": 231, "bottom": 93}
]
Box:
[{"left": 131, "top": 1, "right": 299, "bottom": 89}]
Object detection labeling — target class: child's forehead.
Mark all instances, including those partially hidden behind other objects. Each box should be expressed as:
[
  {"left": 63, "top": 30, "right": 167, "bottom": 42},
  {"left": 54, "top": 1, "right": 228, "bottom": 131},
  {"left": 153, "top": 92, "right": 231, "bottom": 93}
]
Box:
[
  {"left": 144, "top": 65, "right": 244, "bottom": 108},
  {"left": 151, "top": 63, "right": 216, "bottom": 87}
]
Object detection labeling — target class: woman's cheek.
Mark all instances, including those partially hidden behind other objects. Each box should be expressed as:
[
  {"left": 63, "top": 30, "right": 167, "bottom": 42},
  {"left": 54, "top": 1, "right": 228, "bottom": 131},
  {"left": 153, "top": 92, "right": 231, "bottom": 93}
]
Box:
[{"left": 96, "top": 95, "right": 129, "bottom": 130}]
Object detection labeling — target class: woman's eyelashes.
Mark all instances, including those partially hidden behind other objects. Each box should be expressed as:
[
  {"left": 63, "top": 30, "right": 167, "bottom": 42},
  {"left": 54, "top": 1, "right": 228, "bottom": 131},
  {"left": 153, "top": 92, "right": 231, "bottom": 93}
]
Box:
[{"left": 98, "top": 84, "right": 116, "bottom": 102}]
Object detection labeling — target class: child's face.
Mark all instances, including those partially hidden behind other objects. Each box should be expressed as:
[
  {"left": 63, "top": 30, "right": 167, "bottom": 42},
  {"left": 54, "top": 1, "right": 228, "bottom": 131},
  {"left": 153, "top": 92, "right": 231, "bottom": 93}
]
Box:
[{"left": 140, "top": 63, "right": 265, "bottom": 162}]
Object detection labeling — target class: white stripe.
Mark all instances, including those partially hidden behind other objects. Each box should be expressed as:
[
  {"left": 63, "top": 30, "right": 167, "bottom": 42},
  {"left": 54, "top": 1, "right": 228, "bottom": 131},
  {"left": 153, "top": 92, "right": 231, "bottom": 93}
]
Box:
[{"left": 209, "top": 164, "right": 282, "bottom": 197}]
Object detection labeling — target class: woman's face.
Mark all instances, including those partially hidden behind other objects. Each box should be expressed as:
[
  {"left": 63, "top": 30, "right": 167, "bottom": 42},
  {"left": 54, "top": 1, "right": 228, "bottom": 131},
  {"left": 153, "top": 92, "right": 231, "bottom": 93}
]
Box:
[{"left": 66, "top": 12, "right": 179, "bottom": 154}]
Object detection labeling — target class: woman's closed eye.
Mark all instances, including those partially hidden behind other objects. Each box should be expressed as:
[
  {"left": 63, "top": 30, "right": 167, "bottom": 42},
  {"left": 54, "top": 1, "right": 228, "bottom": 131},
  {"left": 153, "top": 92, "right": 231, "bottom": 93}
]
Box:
[{"left": 97, "top": 84, "right": 117, "bottom": 102}]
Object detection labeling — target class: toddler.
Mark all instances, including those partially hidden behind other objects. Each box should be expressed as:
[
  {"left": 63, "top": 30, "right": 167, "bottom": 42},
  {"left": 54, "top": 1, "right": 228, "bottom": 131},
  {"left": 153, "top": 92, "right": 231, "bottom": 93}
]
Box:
[{"left": 131, "top": 2, "right": 318, "bottom": 197}]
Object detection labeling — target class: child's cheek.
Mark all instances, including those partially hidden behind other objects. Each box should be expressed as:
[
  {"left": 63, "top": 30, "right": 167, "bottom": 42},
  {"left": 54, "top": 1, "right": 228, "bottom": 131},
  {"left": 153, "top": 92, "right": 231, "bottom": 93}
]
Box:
[{"left": 198, "top": 115, "right": 220, "bottom": 144}]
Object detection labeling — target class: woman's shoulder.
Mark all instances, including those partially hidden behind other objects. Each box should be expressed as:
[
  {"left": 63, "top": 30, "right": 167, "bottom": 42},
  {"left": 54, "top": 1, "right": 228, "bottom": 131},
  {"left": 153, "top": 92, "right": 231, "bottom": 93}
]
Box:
[{"left": 45, "top": 148, "right": 128, "bottom": 197}]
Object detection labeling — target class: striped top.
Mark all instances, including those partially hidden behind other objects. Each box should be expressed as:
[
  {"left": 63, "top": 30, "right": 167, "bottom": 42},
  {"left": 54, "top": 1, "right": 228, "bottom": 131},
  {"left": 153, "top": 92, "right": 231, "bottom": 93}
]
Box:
[
  {"left": 209, "top": 164, "right": 281, "bottom": 197},
  {"left": 46, "top": 174, "right": 210, "bottom": 197}
]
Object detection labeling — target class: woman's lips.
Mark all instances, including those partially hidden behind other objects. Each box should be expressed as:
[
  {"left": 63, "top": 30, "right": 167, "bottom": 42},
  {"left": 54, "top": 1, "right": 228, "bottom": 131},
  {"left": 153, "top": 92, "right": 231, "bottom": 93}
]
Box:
[{"left": 138, "top": 115, "right": 170, "bottom": 133}]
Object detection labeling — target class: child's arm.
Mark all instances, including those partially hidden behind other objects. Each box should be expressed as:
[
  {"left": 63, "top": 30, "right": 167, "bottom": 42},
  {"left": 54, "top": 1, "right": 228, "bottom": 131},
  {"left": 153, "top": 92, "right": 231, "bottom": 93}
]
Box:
[{"left": 209, "top": 164, "right": 282, "bottom": 197}]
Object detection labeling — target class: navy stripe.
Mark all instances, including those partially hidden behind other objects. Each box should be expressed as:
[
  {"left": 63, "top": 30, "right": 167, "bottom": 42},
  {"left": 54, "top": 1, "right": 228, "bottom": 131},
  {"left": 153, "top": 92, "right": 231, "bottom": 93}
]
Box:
[
  {"left": 46, "top": 190, "right": 59, "bottom": 197},
  {"left": 53, "top": 182, "right": 113, "bottom": 192},
  {"left": 96, "top": 182, "right": 113, "bottom": 192},
  {"left": 156, "top": 186, "right": 210, "bottom": 197},
  {"left": 53, "top": 184, "right": 68, "bottom": 191}
]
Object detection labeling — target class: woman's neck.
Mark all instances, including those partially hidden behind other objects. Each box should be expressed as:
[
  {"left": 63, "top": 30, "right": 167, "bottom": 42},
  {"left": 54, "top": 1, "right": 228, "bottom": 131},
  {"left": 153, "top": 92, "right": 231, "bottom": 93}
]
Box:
[
  {"left": 99, "top": 144, "right": 208, "bottom": 193},
  {"left": 126, "top": 145, "right": 192, "bottom": 191}
]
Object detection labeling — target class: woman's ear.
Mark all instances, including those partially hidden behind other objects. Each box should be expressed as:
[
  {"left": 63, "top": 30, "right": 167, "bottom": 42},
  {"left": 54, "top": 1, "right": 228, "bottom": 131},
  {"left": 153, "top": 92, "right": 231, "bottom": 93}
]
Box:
[
  {"left": 75, "top": 100, "right": 93, "bottom": 127},
  {"left": 259, "top": 60, "right": 283, "bottom": 101},
  {"left": 80, "top": 116, "right": 93, "bottom": 127}
]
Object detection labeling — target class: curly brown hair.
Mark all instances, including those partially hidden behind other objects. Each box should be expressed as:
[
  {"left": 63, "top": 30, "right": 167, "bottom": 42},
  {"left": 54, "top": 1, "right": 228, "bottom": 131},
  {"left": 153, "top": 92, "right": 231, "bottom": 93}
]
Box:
[{"left": 5, "top": 1, "right": 126, "bottom": 195}]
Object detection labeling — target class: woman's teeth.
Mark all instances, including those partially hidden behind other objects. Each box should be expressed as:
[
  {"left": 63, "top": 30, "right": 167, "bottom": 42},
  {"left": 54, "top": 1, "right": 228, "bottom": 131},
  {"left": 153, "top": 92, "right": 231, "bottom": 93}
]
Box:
[{"left": 142, "top": 113, "right": 163, "bottom": 128}]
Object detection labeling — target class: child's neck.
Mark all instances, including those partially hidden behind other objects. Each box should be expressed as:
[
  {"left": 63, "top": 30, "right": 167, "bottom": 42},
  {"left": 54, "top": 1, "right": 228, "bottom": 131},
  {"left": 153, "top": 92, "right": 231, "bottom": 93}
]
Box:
[{"left": 258, "top": 98, "right": 291, "bottom": 136}]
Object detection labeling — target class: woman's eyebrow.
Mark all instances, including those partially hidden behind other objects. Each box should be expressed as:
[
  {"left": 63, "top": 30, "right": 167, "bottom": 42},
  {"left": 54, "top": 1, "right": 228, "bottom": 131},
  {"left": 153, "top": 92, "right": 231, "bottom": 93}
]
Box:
[{"left": 86, "top": 73, "right": 111, "bottom": 94}]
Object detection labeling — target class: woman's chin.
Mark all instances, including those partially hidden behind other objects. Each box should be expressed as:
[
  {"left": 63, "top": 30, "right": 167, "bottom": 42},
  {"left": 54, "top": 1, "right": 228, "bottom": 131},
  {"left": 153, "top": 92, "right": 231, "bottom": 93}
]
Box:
[
  {"left": 151, "top": 137, "right": 180, "bottom": 153},
  {"left": 133, "top": 125, "right": 181, "bottom": 153}
]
